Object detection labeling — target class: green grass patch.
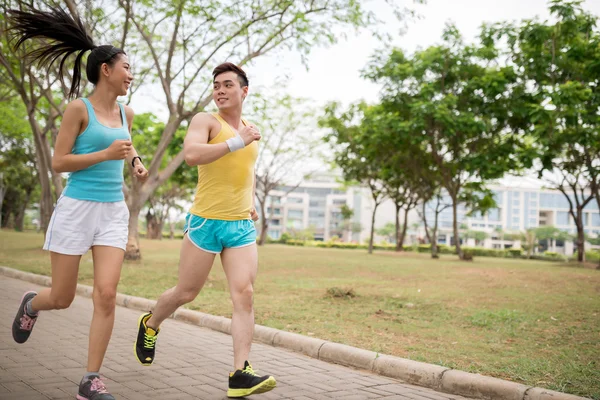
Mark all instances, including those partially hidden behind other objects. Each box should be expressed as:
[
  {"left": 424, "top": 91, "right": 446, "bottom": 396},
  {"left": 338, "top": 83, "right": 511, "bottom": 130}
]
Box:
[{"left": 1, "top": 230, "right": 599, "bottom": 399}]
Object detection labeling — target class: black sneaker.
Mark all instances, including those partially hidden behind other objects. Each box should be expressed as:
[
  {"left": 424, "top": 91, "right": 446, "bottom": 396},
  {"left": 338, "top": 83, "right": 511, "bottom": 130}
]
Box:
[
  {"left": 227, "top": 361, "right": 277, "bottom": 398},
  {"left": 77, "top": 374, "right": 114, "bottom": 400},
  {"left": 12, "top": 291, "right": 39, "bottom": 344},
  {"left": 134, "top": 312, "right": 159, "bottom": 366}
]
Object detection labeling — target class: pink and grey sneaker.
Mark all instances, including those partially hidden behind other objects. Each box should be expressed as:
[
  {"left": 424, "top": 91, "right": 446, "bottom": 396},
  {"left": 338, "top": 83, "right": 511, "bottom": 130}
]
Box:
[
  {"left": 77, "top": 374, "right": 115, "bottom": 400},
  {"left": 12, "top": 291, "right": 39, "bottom": 344}
]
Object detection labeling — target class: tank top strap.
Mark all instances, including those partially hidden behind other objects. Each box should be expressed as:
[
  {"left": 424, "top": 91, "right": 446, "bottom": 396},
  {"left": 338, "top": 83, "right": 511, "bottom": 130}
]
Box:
[
  {"left": 118, "top": 102, "right": 128, "bottom": 130},
  {"left": 212, "top": 112, "right": 226, "bottom": 125},
  {"left": 80, "top": 98, "right": 98, "bottom": 125}
]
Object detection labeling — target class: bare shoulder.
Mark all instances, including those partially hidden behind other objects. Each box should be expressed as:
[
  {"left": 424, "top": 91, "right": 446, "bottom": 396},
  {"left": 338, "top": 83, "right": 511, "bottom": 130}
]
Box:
[
  {"left": 65, "top": 98, "right": 87, "bottom": 114},
  {"left": 191, "top": 112, "right": 218, "bottom": 126},
  {"left": 123, "top": 104, "right": 135, "bottom": 119},
  {"left": 190, "top": 112, "right": 221, "bottom": 134}
]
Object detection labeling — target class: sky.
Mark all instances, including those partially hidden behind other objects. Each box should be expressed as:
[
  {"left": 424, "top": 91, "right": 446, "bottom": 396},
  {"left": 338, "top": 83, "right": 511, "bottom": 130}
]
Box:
[{"left": 128, "top": 0, "right": 600, "bottom": 180}]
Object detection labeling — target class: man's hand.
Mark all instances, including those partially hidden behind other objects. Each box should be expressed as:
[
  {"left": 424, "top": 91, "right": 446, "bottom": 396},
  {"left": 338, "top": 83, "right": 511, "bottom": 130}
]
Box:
[{"left": 239, "top": 124, "right": 261, "bottom": 146}]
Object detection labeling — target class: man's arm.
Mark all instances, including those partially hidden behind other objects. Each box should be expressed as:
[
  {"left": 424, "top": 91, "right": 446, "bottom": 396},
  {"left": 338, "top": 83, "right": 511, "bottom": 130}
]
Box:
[
  {"left": 185, "top": 114, "right": 262, "bottom": 166},
  {"left": 184, "top": 113, "right": 230, "bottom": 166}
]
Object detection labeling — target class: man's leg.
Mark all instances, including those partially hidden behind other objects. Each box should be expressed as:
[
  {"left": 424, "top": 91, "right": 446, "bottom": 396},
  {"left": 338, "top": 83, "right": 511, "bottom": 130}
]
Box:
[
  {"left": 147, "top": 235, "right": 216, "bottom": 328},
  {"left": 221, "top": 243, "right": 257, "bottom": 370},
  {"left": 134, "top": 235, "right": 216, "bottom": 365},
  {"left": 222, "top": 243, "right": 276, "bottom": 398}
]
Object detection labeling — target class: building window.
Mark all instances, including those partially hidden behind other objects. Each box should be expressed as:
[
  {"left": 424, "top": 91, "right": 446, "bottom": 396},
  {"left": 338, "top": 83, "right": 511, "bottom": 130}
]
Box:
[
  {"left": 268, "top": 230, "right": 281, "bottom": 239},
  {"left": 288, "top": 210, "right": 303, "bottom": 219},
  {"left": 287, "top": 197, "right": 304, "bottom": 204},
  {"left": 488, "top": 208, "right": 501, "bottom": 222},
  {"left": 556, "top": 211, "right": 569, "bottom": 225},
  {"left": 529, "top": 218, "right": 537, "bottom": 225},
  {"left": 512, "top": 216, "right": 520, "bottom": 223},
  {"left": 592, "top": 213, "right": 600, "bottom": 227},
  {"left": 529, "top": 209, "right": 537, "bottom": 216},
  {"left": 268, "top": 207, "right": 281, "bottom": 215}
]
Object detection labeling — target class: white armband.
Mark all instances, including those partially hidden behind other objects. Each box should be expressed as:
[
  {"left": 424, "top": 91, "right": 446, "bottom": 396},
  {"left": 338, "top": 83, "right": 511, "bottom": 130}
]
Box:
[{"left": 226, "top": 136, "right": 245, "bottom": 152}]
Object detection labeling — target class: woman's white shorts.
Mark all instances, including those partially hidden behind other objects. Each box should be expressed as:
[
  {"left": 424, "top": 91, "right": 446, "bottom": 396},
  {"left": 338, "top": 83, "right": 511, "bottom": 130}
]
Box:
[{"left": 43, "top": 196, "right": 129, "bottom": 255}]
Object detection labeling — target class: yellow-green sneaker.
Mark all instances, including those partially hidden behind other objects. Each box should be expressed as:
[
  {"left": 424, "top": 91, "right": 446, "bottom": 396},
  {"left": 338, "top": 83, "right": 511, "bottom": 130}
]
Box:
[
  {"left": 134, "top": 312, "right": 159, "bottom": 366},
  {"left": 227, "top": 361, "right": 276, "bottom": 398}
]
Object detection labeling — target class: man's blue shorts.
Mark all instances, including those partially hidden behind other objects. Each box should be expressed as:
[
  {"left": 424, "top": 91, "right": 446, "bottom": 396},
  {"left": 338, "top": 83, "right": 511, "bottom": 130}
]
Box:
[{"left": 183, "top": 213, "right": 256, "bottom": 254}]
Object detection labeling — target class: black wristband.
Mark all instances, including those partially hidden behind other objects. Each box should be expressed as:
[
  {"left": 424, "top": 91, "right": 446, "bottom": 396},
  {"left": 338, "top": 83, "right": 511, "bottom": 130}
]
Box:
[{"left": 131, "top": 156, "right": 142, "bottom": 168}]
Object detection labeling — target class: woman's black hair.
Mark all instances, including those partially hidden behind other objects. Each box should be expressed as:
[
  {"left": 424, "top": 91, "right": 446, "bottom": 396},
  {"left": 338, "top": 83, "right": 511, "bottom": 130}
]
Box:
[{"left": 8, "top": 5, "right": 126, "bottom": 99}]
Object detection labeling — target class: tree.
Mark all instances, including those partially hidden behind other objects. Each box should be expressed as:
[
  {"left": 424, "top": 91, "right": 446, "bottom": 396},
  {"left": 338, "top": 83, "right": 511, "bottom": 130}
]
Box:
[
  {"left": 249, "top": 94, "right": 323, "bottom": 246},
  {"left": 117, "top": 0, "right": 403, "bottom": 259},
  {"left": 376, "top": 222, "right": 396, "bottom": 243},
  {"left": 0, "top": 97, "right": 38, "bottom": 231},
  {"left": 0, "top": 0, "right": 135, "bottom": 233},
  {"left": 463, "top": 230, "right": 489, "bottom": 247},
  {"left": 127, "top": 113, "right": 195, "bottom": 244},
  {"left": 321, "top": 103, "right": 387, "bottom": 254},
  {"left": 339, "top": 204, "right": 354, "bottom": 242},
  {"left": 521, "top": 228, "right": 537, "bottom": 259},
  {"left": 485, "top": 0, "right": 600, "bottom": 262},
  {"left": 419, "top": 190, "right": 451, "bottom": 258},
  {"left": 494, "top": 226, "right": 505, "bottom": 249},
  {"left": 362, "top": 25, "right": 533, "bottom": 259}
]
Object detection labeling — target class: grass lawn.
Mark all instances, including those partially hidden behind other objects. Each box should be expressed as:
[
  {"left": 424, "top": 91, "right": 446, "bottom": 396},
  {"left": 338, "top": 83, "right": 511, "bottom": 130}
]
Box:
[{"left": 1, "top": 230, "right": 599, "bottom": 399}]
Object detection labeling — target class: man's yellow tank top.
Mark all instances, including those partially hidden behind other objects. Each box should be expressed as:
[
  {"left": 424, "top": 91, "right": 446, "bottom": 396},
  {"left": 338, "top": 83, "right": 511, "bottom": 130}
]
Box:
[{"left": 189, "top": 113, "right": 258, "bottom": 220}]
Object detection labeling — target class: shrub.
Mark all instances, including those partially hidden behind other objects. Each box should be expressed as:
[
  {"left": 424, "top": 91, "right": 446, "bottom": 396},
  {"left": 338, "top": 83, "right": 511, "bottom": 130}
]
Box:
[{"left": 326, "top": 287, "right": 357, "bottom": 298}]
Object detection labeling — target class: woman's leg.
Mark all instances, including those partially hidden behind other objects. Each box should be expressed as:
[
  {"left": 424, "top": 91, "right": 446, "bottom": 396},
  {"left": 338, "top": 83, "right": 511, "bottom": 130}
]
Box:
[{"left": 87, "top": 245, "right": 124, "bottom": 372}]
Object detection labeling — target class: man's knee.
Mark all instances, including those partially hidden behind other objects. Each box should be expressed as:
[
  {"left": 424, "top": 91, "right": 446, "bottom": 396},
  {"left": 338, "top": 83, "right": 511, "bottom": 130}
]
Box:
[
  {"left": 231, "top": 284, "right": 254, "bottom": 311},
  {"left": 176, "top": 286, "right": 200, "bottom": 304}
]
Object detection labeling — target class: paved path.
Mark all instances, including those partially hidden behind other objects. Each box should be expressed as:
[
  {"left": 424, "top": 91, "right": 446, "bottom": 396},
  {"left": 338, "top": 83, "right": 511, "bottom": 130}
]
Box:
[{"left": 0, "top": 276, "right": 468, "bottom": 400}]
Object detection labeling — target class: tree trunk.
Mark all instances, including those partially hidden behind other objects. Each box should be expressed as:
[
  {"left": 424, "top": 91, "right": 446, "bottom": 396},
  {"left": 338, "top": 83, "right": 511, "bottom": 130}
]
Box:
[
  {"left": 26, "top": 114, "right": 54, "bottom": 235},
  {"left": 258, "top": 199, "right": 269, "bottom": 245},
  {"left": 146, "top": 210, "right": 162, "bottom": 240},
  {"left": 575, "top": 212, "right": 585, "bottom": 263},
  {"left": 125, "top": 202, "right": 142, "bottom": 260},
  {"left": 124, "top": 148, "right": 184, "bottom": 259},
  {"left": 394, "top": 204, "right": 401, "bottom": 251},
  {"left": 14, "top": 191, "right": 32, "bottom": 232},
  {"left": 431, "top": 208, "right": 440, "bottom": 258},
  {"left": 452, "top": 194, "right": 464, "bottom": 259},
  {"left": 397, "top": 207, "right": 410, "bottom": 251},
  {"left": 368, "top": 203, "right": 379, "bottom": 254}
]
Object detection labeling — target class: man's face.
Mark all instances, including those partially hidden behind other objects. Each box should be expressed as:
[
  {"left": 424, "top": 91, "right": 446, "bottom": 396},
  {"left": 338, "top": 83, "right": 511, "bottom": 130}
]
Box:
[{"left": 213, "top": 71, "right": 248, "bottom": 110}]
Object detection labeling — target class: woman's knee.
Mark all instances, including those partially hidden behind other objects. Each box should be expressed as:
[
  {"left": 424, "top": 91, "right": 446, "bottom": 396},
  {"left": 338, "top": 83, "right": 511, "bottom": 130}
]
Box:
[
  {"left": 49, "top": 292, "right": 75, "bottom": 310},
  {"left": 93, "top": 286, "right": 117, "bottom": 310}
]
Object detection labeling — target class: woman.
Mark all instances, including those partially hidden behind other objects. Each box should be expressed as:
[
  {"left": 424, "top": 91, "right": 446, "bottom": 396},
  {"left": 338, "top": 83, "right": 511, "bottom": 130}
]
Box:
[{"left": 9, "top": 5, "right": 148, "bottom": 400}]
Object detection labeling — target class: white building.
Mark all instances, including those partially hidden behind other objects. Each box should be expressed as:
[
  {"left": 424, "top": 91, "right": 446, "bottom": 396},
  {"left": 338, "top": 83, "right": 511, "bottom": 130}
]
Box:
[{"left": 259, "top": 174, "right": 600, "bottom": 255}]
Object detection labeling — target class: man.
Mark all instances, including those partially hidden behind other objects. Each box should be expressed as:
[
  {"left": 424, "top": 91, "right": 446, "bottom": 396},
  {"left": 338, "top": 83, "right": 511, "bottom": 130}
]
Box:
[{"left": 134, "top": 62, "right": 276, "bottom": 398}]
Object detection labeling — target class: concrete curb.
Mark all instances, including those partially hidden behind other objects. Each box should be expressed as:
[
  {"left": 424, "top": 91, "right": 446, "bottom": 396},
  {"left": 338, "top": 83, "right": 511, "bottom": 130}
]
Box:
[{"left": 1, "top": 266, "right": 590, "bottom": 400}]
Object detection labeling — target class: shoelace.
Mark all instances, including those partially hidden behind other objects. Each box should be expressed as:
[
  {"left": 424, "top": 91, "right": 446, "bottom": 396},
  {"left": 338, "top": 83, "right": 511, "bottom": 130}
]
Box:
[
  {"left": 19, "top": 314, "right": 36, "bottom": 330},
  {"left": 242, "top": 364, "right": 260, "bottom": 377},
  {"left": 144, "top": 332, "right": 157, "bottom": 349},
  {"left": 90, "top": 377, "right": 108, "bottom": 394}
]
